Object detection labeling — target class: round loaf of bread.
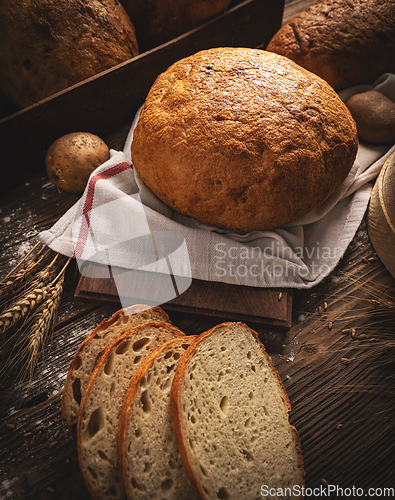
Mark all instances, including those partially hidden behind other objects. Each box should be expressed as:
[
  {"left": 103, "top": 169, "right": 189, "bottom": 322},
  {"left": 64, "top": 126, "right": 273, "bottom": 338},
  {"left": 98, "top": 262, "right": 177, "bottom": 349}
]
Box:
[
  {"left": 0, "top": 0, "right": 139, "bottom": 108},
  {"left": 131, "top": 47, "right": 358, "bottom": 232},
  {"left": 266, "top": 0, "right": 395, "bottom": 91}
]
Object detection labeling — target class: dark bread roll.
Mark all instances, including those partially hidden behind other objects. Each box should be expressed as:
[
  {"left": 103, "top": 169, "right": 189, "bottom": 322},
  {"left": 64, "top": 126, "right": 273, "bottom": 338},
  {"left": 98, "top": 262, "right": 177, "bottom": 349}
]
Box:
[
  {"left": 266, "top": 0, "right": 395, "bottom": 91},
  {"left": 131, "top": 47, "right": 358, "bottom": 232},
  {"left": 120, "top": 0, "right": 232, "bottom": 49},
  {"left": 0, "top": 0, "right": 139, "bottom": 108}
]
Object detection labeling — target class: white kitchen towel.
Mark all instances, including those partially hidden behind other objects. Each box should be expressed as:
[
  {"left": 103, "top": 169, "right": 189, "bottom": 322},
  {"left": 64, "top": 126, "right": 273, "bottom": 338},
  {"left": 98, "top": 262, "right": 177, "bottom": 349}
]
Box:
[{"left": 40, "top": 74, "right": 395, "bottom": 292}]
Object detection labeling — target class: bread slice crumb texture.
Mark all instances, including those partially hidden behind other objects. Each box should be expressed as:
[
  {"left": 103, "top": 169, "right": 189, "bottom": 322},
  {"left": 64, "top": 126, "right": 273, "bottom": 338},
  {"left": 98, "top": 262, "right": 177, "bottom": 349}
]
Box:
[
  {"left": 62, "top": 305, "right": 170, "bottom": 436},
  {"left": 119, "top": 336, "right": 200, "bottom": 500},
  {"left": 77, "top": 321, "right": 185, "bottom": 500},
  {"left": 171, "top": 322, "right": 304, "bottom": 500}
]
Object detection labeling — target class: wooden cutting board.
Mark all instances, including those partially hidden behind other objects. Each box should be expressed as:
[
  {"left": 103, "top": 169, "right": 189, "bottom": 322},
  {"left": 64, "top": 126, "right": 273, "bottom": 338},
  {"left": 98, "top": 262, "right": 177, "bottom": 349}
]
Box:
[{"left": 75, "top": 261, "right": 292, "bottom": 330}]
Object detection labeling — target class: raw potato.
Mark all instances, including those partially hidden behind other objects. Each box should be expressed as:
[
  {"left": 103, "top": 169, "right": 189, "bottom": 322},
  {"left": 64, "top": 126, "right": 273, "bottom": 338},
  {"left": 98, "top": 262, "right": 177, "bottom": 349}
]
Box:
[
  {"left": 346, "top": 91, "right": 395, "bottom": 145},
  {"left": 46, "top": 132, "right": 110, "bottom": 193}
]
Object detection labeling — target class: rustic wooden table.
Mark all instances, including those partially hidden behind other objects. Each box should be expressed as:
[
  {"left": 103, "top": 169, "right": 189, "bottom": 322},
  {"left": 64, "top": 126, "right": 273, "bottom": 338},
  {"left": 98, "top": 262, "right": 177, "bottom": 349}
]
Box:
[{"left": 1, "top": 1, "right": 395, "bottom": 499}]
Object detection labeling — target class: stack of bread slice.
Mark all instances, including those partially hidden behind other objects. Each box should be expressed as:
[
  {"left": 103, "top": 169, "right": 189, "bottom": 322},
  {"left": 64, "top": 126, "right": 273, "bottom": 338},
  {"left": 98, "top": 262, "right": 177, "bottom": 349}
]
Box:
[
  {"left": 62, "top": 306, "right": 304, "bottom": 500},
  {"left": 62, "top": 304, "right": 171, "bottom": 436}
]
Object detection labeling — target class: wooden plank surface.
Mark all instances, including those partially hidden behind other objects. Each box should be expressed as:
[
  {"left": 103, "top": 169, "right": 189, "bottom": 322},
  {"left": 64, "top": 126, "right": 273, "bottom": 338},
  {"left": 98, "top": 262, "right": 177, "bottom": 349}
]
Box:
[
  {"left": 2, "top": 0, "right": 394, "bottom": 498},
  {"left": 1, "top": 169, "right": 394, "bottom": 498},
  {"left": 75, "top": 262, "right": 292, "bottom": 330}
]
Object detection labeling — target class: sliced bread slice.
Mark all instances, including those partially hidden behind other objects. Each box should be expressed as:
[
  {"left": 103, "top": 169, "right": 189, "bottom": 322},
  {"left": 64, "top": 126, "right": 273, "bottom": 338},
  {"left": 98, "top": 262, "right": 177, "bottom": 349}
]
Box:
[
  {"left": 170, "top": 322, "right": 305, "bottom": 500},
  {"left": 77, "top": 321, "right": 185, "bottom": 500},
  {"left": 62, "top": 304, "right": 170, "bottom": 436},
  {"left": 119, "top": 336, "right": 200, "bottom": 500}
]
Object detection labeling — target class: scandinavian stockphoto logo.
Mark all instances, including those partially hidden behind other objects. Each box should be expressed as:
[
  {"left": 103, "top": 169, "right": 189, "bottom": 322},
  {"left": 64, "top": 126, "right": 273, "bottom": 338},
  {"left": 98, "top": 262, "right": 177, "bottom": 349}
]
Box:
[
  {"left": 71, "top": 192, "right": 192, "bottom": 309},
  {"left": 213, "top": 241, "right": 344, "bottom": 282}
]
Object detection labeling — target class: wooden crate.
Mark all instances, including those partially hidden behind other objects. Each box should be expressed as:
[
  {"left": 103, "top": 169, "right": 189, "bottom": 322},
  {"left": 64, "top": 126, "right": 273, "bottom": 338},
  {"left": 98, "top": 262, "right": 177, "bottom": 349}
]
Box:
[{"left": 0, "top": 0, "right": 285, "bottom": 191}]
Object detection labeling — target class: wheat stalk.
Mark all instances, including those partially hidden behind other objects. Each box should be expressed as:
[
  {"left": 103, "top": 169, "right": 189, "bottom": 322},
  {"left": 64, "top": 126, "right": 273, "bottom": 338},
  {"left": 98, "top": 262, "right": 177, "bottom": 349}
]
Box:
[
  {"left": 0, "top": 243, "right": 71, "bottom": 383},
  {"left": 22, "top": 277, "right": 65, "bottom": 383},
  {"left": 0, "top": 288, "right": 44, "bottom": 332},
  {"left": 330, "top": 270, "right": 395, "bottom": 366},
  {"left": 0, "top": 242, "right": 48, "bottom": 304},
  {"left": 329, "top": 270, "right": 395, "bottom": 322},
  {"left": 0, "top": 244, "right": 63, "bottom": 309},
  {"left": 0, "top": 252, "right": 66, "bottom": 334}
]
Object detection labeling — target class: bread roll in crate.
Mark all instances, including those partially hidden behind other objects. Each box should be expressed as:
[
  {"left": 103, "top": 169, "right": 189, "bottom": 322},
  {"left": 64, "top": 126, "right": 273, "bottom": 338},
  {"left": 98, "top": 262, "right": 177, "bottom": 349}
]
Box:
[{"left": 0, "top": 0, "right": 285, "bottom": 192}]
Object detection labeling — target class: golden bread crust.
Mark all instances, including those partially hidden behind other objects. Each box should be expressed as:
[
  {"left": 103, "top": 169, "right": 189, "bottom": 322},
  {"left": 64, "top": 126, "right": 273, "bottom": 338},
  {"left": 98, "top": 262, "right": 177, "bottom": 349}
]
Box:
[{"left": 132, "top": 47, "right": 358, "bottom": 232}]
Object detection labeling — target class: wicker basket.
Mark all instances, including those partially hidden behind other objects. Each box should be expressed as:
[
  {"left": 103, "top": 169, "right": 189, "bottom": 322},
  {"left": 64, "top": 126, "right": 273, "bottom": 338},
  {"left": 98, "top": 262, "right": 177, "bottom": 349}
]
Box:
[{"left": 367, "top": 151, "right": 395, "bottom": 277}]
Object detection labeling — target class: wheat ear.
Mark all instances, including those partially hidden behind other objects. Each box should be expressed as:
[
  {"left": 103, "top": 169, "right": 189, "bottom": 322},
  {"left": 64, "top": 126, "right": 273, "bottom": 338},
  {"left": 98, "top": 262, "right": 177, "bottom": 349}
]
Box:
[
  {"left": 0, "top": 288, "right": 45, "bottom": 333},
  {"left": 0, "top": 247, "right": 71, "bottom": 383},
  {"left": 0, "top": 252, "right": 65, "bottom": 335},
  {"left": 11, "top": 256, "right": 70, "bottom": 383},
  {"left": 23, "top": 278, "right": 65, "bottom": 382},
  {"left": 0, "top": 242, "right": 47, "bottom": 304}
]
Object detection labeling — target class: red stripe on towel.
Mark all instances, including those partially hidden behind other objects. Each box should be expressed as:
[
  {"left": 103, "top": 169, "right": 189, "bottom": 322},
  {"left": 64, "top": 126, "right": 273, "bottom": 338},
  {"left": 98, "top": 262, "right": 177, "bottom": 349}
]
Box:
[{"left": 72, "top": 162, "right": 132, "bottom": 259}]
